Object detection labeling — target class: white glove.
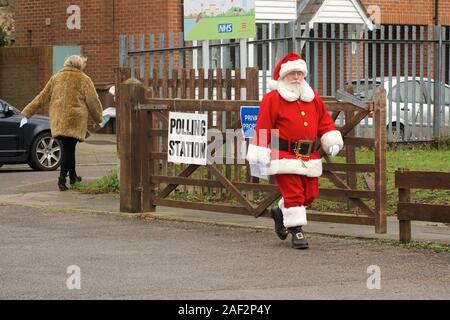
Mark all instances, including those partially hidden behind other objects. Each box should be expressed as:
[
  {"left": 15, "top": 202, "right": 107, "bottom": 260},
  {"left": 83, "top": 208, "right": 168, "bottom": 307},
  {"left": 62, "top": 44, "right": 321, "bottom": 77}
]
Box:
[
  {"left": 19, "top": 117, "right": 28, "bottom": 128},
  {"left": 329, "top": 144, "right": 340, "bottom": 157}
]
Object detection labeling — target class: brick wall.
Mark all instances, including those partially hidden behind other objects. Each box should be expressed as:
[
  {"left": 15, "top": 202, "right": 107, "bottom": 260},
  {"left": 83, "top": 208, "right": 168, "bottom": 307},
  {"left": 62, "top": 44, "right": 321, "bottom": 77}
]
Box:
[
  {"left": 361, "top": 0, "right": 450, "bottom": 26},
  {"left": 13, "top": 0, "right": 183, "bottom": 84},
  {"left": 0, "top": 46, "right": 52, "bottom": 112}
]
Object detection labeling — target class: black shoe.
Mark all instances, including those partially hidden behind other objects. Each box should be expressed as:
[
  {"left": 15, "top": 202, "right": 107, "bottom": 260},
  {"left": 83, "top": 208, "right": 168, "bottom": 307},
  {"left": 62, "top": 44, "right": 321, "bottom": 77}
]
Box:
[
  {"left": 270, "top": 206, "right": 289, "bottom": 240},
  {"left": 288, "top": 226, "right": 309, "bottom": 249},
  {"left": 58, "top": 177, "right": 68, "bottom": 192},
  {"left": 70, "top": 176, "right": 82, "bottom": 185}
]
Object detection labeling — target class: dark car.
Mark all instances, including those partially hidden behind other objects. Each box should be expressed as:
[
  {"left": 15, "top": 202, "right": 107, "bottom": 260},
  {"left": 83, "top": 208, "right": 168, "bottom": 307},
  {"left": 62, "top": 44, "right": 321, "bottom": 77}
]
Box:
[{"left": 0, "top": 99, "right": 62, "bottom": 170}]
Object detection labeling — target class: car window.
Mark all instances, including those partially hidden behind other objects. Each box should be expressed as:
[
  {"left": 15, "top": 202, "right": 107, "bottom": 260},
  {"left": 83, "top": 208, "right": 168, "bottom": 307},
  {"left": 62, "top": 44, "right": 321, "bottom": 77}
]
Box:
[
  {"left": 0, "top": 101, "right": 5, "bottom": 118},
  {"left": 444, "top": 86, "right": 450, "bottom": 105},
  {"left": 350, "top": 81, "right": 379, "bottom": 100},
  {"left": 390, "top": 81, "right": 425, "bottom": 103},
  {"left": 391, "top": 84, "right": 400, "bottom": 103},
  {"left": 421, "top": 81, "right": 450, "bottom": 105}
]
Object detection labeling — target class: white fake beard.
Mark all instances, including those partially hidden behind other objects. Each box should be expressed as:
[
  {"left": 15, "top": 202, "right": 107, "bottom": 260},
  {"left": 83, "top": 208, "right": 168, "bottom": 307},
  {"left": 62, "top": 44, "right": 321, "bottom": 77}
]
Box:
[{"left": 281, "top": 78, "right": 303, "bottom": 96}]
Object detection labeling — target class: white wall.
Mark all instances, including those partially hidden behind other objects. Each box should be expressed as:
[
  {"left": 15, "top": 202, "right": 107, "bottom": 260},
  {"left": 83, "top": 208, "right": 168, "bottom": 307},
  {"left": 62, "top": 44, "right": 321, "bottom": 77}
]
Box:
[
  {"left": 313, "top": 0, "right": 366, "bottom": 25},
  {"left": 255, "top": 0, "right": 297, "bottom": 21}
]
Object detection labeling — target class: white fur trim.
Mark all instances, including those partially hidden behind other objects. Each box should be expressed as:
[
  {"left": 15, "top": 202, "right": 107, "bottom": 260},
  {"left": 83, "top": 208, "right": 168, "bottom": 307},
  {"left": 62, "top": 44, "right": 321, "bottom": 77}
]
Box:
[
  {"left": 299, "top": 81, "right": 315, "bottom": 102},
  {"left": 276, "top": 80, "right": 315, "bottom": 102},
  {"left": 266, "top": 158, "right": 322, "bottom": 177},
  {"left": 268, "top": 79, "right": 278, "bottom": 91},
  {"left": 279, "top": 198, "right": 307, "bottom": 227},
  {"left": 279, "top": 59, "right": 308, "bottom": 79},
  {"left": 246, "top": 143, "right": 271, "bottom": 166},
  {"left": 320, "top": 130, "right": 344, "bottom": 153}
]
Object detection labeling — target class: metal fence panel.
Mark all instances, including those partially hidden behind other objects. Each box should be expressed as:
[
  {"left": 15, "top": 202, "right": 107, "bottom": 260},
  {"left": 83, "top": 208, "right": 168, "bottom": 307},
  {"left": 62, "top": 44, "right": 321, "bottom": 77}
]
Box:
[{"left": 120, "top": 22, "right": 450, "bottom": 141}]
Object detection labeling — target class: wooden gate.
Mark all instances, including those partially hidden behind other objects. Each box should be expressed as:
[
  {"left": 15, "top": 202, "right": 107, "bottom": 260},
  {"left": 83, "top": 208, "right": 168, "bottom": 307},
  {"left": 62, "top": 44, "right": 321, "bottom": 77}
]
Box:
[{"left": 116, "top": 67, "right": 387, "bottom": 234}]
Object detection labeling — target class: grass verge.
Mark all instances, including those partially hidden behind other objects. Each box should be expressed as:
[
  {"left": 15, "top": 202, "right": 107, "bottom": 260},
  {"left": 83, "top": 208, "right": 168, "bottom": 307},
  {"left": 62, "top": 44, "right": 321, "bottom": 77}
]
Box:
[
  {"left": 72, "top": 169, "right": 119, "bottom": 194},
  {"left": 343, "top": 236, "right": 450, "bottom": 253}
]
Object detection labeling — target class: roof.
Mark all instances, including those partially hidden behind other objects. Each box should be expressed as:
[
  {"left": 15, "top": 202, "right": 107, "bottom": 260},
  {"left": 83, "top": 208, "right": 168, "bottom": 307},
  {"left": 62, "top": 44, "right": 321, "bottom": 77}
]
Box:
[
  {"left": 297, "top": 0, "right": 374, "bottom": 30},
  {"left": 297, "top": 0, "right": 325, "bottom": 23}
]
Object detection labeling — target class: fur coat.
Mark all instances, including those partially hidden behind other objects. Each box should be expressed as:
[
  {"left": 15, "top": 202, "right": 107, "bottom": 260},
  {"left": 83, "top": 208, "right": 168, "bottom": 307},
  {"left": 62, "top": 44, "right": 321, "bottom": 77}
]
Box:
[{"left": 21, "top": 66, "right": 103, "bottom": 141}]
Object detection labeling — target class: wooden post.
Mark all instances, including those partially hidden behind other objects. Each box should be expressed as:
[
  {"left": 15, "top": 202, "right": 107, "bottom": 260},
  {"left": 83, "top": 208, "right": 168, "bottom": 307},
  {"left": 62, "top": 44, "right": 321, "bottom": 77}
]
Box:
[
  {"left": 118, "top": 78, "right": 146, "bottom": 212},
  {"left": 398, "top": 168, "right": 411, "bottom": 243},
  {"left": 139, "top": 103, "right": 155, "bottom": 213},
  {"left": 373, "top": 87, "right": 387, "bottom": 233},
  {"left": 344, "top": 85, "right": 357, "bottom": 211},
  {"left": 246, "top": 67, "right": 260, "bottom": 191},
  {"left": 398, "top": 188, "right": 412, "bottom": 243},
  {"left": 115, "top": 68, "right": 131, "bottom": 156},
  {"left": 245, "top": 67, "right": 259, "bottom": 100}
]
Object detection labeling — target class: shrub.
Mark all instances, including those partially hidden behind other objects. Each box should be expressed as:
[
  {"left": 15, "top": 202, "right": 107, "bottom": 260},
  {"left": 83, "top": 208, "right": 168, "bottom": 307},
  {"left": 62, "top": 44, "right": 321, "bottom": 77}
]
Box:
[{"left": 0, "top": 26, "right": 7, "bottom": 47}]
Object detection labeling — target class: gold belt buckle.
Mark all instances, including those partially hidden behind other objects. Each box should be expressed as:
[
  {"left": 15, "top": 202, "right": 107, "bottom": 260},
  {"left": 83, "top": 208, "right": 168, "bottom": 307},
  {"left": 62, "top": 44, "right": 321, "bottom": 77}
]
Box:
[{"left": 293, "top": 140, "right": 313, "bottom": 159}]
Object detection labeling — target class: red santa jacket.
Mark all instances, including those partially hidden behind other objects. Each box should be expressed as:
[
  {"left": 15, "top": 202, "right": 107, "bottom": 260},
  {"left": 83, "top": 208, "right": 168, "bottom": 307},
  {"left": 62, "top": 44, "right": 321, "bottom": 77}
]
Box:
[{"left": 246, "top": 81, "right": 343, "bottom": 177}]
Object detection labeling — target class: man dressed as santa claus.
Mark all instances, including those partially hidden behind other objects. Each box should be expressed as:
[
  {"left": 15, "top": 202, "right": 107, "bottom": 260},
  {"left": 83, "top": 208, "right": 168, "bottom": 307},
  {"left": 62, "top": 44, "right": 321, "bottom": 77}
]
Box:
[{"left": 246, "top": 52, "right": 343, "bottom": 249}]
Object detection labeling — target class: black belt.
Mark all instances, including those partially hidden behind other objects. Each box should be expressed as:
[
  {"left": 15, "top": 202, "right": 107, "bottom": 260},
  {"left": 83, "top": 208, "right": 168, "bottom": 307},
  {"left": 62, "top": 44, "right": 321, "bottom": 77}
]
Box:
[{"left": 276, "top": 137, "right": 314, "bottom": 157}]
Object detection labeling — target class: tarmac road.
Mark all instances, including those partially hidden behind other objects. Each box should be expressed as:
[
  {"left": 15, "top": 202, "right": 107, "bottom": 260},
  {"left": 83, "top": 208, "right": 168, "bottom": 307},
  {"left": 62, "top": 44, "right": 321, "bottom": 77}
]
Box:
[{"left": 0, "top": 205, "right": 449, "bottom": 300}]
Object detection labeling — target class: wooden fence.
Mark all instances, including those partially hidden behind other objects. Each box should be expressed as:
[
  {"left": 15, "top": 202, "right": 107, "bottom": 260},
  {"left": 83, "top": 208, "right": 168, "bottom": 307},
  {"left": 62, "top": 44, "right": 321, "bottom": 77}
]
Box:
[
  {"left": 396, "top": 169, "right": 450, "bottom": 242},
  {"left": 116, "top": 66, "right": 387, "bottom": 234}
]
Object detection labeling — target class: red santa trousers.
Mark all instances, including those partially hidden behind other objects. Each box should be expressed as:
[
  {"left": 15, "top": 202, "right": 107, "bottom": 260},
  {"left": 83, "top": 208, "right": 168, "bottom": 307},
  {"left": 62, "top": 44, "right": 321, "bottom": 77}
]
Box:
[{"left": 274, "top": 174, "right": 319, "bottom": 208}]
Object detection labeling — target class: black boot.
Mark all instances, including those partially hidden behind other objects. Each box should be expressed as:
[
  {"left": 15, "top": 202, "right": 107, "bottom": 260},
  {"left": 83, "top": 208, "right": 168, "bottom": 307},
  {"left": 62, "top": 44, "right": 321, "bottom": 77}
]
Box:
[
  {"left": 288, "top": 226, "right": 309, "bottom": 249},
  {"left": 58, "top": 177, "right": 68, "bottom": 191},
  {"left": 270, "top": 206, "right": 288, "bottom": 240},
  {"left": 70, "top": 175, "right": 82, "bottom": 185}
]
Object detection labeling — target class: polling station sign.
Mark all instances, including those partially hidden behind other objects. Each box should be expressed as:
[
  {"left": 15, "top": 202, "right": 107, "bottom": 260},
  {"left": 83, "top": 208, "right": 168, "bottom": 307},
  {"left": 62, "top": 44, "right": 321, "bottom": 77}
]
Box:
[
  {"left": 168, "top": 112, "right": 208, "bottom": 165},
  {"left": 183, "top": 0, "right": 255, "bottom": 41},
  {"left": 240, "top": 106, "right": 259, "bottom": 139}
]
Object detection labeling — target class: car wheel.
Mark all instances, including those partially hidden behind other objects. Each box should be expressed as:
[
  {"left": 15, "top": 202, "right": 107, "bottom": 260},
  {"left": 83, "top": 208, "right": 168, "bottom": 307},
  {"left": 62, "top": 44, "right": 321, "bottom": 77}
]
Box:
[
  {"left": 389, "top": 123, "right": 405, "bottom": 142},
  {"left": 28, "top": 132, "right": 62, "bottom": 171}
]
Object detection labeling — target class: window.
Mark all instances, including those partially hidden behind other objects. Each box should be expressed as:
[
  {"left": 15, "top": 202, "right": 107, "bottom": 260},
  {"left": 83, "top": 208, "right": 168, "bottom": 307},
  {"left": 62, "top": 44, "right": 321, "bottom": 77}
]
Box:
[
  {"left": 256, "top": 23, "right": 270, "bottom": 70},
  {"left": 420, "top": 81, "right": 450, "bottom": 105},
  {"left": 273, "top": 23, "right": 293, "bottom": 65},
  {"left": 444, "top": 86, "right": 450, "bottom": 105},
  {"left": 351, "top": 81, "right": 379, "bottom": 100},
  {"left": 254, "top": 22, "right": 292, "bottom": 71},
  {"left": 390, "top": 81, "right": 425, "bottom": 103}
]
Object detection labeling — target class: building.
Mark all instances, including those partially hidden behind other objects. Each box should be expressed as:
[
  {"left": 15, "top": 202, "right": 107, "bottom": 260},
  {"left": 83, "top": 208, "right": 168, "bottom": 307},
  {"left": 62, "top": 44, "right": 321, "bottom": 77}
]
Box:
[{"left": 3, "top": 1, "right": 450, "bottom": 109}]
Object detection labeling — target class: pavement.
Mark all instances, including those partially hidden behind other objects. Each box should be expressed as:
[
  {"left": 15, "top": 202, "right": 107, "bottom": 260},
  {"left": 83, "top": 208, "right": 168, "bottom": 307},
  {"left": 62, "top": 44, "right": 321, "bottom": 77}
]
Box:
[{"left": 0, "top": 133, "right": 449, "bottom": 245}]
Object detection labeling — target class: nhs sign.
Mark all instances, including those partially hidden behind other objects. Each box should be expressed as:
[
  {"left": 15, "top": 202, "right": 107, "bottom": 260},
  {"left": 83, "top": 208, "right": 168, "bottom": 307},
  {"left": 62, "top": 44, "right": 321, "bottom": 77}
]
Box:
[{"left": 218, "top": 23, "right": 233, "bottom": 33}]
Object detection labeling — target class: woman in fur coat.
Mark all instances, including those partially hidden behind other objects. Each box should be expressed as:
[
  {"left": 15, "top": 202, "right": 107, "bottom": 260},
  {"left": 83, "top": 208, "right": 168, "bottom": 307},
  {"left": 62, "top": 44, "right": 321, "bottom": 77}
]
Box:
[{"left": 21, "top": 55, "right": 103, "bottom": 191}]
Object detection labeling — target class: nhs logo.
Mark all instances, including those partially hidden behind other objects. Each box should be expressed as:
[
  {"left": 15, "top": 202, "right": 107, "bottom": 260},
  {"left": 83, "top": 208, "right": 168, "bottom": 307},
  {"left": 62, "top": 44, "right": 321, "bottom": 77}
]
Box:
[{"left": 218, "top": 23, "right": 233, "bottom": 33}]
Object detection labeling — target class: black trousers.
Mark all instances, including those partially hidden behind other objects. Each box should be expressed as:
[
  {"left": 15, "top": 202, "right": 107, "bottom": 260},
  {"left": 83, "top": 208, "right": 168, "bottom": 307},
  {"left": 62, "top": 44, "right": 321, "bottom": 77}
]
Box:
[{"left": 58, "top": 136, "right": 78, "bottom": 179}]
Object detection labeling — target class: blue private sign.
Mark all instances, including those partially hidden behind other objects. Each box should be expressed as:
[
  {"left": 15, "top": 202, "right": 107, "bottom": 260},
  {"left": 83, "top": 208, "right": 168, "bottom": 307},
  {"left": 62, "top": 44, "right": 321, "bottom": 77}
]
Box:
[{"left": 240, "top": 106, "right": 259, "bottom": 139}]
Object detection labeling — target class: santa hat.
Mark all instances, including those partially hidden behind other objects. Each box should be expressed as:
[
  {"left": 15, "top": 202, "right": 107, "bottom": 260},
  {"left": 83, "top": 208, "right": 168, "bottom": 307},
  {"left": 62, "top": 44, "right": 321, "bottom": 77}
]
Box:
[
  {"left": 273, "top": 52, "right": 308, "bottom": 80},
  {"left": 268, "top": 52, "right": 315, "bottom": 102}
]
